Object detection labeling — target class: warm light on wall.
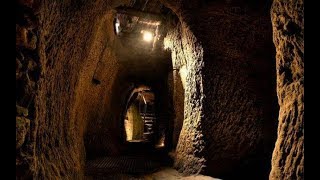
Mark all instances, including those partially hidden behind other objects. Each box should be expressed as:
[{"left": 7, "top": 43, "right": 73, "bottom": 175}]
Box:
[
  {"left": 142, "top": 31, "right": 153, "bottom": 42},
  {"left": 115, "top": 22, "right": 120, "bottom": 34},
  {"left": 114, "top": 18, "right": 121, "bottom": 35},
  {"left": 179, "top": 65, "right": 187, "bottom": 90},
  {"left": 156, "top": 133, "right": 165, "bottom": 148}
]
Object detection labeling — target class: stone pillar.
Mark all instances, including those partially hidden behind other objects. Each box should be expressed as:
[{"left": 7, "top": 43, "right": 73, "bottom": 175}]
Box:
[{"left": 270, "top": 0, "right": 304, "bottom": 179}]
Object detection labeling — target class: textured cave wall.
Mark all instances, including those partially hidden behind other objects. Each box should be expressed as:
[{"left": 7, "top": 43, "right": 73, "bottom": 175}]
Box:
[
  {"left": 269, "top": 0, "right": 304, "bottom": 179},
  {"left": 76, "top": 12, "right": 124, "bottom": 159},
  {"left": 16, "top": 0, "right": 132, "bottom": 178},
  {"left": 171, "top": 70, "right": 184, "bottom": 149},
  {"left": 196, "top": 3, "right": 278, "bottom": 179},
  {"left": 16, "top": 1, "right": 40, "bottom": 178},
  {"left": 36, "top": 1, "right": 114, "bottom": 178},
  {"left": 163, "top": 0, "right": 278, "bottom": 178},
  {"left": 129, "top": 104, "right": 144, "bottom": 140},
  {"left": 164, "top": 22, "right": 206, "bottom": 174}
]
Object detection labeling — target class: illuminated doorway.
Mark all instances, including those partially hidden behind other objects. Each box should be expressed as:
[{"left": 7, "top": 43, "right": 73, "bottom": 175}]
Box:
[{"left": 124, "top": 89, "right": 156, "bottom": 142}]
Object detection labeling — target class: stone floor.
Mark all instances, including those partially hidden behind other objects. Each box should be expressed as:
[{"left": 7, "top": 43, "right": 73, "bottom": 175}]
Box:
[
  {"left": 85, "top": 155, "right": 220, "bottom": 180},
  {"left": 85, "top": 142, "right": 220, "bottom": 180},
  {"left": 85, "top": 167, "right": 220, "bottom": 180},
  {"left": 85, "top": 156, "right": 164, "bottom": 175}
]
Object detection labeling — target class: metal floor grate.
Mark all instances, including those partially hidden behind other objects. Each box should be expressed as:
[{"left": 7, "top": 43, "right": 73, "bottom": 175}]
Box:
[{"left": 85, "top": 156, "right": 162, "bottom": 176}]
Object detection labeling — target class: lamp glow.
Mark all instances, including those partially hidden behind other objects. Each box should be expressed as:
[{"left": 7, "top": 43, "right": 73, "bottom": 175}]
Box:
[
  {"left": 115, "top": 22, "right": 120, "bottom": 34},
  {"left": 143, "top": 31, "right": 153, "bottom": 42},
  {"left": 115, "top": 18, "right": 120, "bottom": 35}
]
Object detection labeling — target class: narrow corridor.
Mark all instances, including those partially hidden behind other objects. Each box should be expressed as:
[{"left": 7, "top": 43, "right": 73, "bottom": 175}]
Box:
[{"left": 16, "top": 0, "right": 304, "bottom": 179}]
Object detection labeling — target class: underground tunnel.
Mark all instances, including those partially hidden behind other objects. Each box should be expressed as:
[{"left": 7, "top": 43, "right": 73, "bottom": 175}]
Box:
[{"left": 16, "top": 0, "right": 304, "bottom": 179}]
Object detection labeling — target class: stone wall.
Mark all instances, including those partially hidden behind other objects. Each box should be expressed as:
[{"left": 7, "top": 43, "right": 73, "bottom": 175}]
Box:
[
  {"left": 197, "top": 3, "right": 278, "bottom": 179},
  {"left": 16, "top": 0, "right": 41, "bottom": 178},
  {"left": 35, "top": 1, "right": 117, "bottom": 178},
  {"left": 165, "top": 22, "right": 206, "bottom": 175},
  {"left": 16, "top": 0, "right": 303, "bottom": 179},
  {"left": 16, "top": 0, "right": 131, "bottom": 178},
  {"left": 130, "top": 104, "right": 144, "bottom": 140},
  {"left": 172, "top": 70, "right": 184, "bottom": 149},
  {"left": 163, "top": 1, "right": 279, "bottom": 178},
  {"left": 78, "top": 12, "right": 124, "bottom": 160},
  {"left": 269, "top": 0, "right": 304, "bottom": 179}
]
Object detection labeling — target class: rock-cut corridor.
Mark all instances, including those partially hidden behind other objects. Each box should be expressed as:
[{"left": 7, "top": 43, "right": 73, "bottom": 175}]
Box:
[{"left": 16, "top": 0, "right": 303, "bottom": 179}]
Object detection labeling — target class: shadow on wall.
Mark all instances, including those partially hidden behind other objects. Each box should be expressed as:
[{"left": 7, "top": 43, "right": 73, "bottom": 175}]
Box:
[{"left": 162, "top": 0, "right": 279, "bottom": 179}]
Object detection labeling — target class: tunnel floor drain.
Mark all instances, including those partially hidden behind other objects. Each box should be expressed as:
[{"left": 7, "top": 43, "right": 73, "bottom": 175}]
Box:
[{"left": 85, "top": 156, "right": 164, "bottom": 176}]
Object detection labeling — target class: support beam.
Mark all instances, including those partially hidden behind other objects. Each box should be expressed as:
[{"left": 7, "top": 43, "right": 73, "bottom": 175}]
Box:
[{"left": 115, "top": 6, "right": 164, "bottom": 22}]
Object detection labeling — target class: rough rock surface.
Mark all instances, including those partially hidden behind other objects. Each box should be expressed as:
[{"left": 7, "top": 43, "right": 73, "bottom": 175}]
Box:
[
  {"left": 15, "top": 0, "right": 303, "bottom": 179},
  {"left": 16, "top": 117, "right": 31, "bottom": 149},
  {"left": 197, "top": 3, "right": 278, "bottom": 179},
  {"left": 269, "top": 0, "right": 304, "bottom": 179},
  {"left": 35, "top": 1, "right": 138, "bottom": 178},
  {"left": 17, "top": 0, "right": 171, "bottom": 178},
  {"left": 16, "top": 0, "right": 40, "bottom": 178},
  {"left": 165, "top": 22, "right": 206, "bottom": 175},
  {"left": 164, "top": 1, "right": 278, "bottom": 178},
  {"left": 17, "top": 0, "right": 130, "bottom": 179},
  {"left": 172, "top": 70, "right": 184, "bottom": 149}
]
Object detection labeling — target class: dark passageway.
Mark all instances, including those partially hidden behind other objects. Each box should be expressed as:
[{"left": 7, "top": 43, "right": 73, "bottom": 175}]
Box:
[
  {"left": 85, "top": 84, "right": 175, "bottom": 178},
  {"left": 16, "top": 0, "right": 303, "bottom": 179}
]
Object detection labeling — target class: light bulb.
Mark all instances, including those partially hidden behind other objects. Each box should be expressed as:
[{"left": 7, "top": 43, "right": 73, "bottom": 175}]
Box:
[{"left": 143, "top": 31, "right": 153, "bottom": 42}]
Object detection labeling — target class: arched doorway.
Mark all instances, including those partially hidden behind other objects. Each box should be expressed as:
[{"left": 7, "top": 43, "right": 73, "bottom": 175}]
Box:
[{"left": 124, "top": 89, "right": 156, "bottom": 142}]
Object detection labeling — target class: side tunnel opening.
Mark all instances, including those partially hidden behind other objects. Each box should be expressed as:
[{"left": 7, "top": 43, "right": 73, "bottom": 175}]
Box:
[
  {"left": 118, "top": 78, "right": 174, "bottom": 156},
  {"left": 124, "top": 86, "right": 156, "bottom": 143}
]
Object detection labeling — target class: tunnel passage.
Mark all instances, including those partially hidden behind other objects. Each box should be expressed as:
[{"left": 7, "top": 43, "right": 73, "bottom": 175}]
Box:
[
  {"left": 83, "top": 0, "right": 176, "bottom": 172},
  {"left": 16, "top": 0, "right": 303, "bottom": 179},
  {"left": 124, "top": 86, "right": 157, "bottom": 142},
  {"left": 85, "top": 79, "right": 175, "bottom": 176}
]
